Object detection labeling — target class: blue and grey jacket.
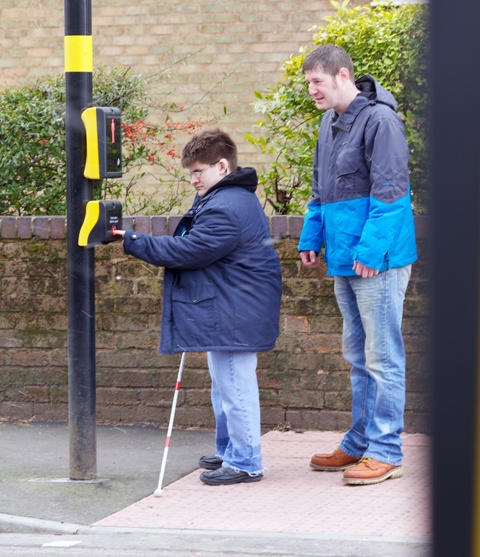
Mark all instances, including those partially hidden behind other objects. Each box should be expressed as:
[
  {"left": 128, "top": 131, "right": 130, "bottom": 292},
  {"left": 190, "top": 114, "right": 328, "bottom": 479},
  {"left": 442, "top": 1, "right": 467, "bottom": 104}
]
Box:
[
  {"left": 298, "top": 74, "right": 417, "bottom": 276},
  {"left": 123, "top": 167, "right": 282, "bottom": 354}
]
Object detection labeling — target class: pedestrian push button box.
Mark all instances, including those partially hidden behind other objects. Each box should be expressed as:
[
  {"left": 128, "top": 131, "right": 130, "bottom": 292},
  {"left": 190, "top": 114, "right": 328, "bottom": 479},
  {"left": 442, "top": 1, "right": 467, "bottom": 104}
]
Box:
[
  {"left": 78, "top": 200, "right": 122, "bottom": 248},
  {"left": 81, "top": 107, "right": 122, "bottom": 180}
]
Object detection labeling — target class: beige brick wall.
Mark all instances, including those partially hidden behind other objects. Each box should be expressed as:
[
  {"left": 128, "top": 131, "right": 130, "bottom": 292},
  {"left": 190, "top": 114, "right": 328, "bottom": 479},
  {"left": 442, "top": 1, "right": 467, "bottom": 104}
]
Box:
[{"left": 0, "top": 0, "right": 366, "bottom": 194}]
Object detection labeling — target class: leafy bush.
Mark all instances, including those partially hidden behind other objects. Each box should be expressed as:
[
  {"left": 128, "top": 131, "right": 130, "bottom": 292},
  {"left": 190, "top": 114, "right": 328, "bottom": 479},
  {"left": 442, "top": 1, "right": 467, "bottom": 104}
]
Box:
[
  {"left": 117, "top": 112, "right": 203, "bottom": 215},
  {"left": 0, "top": 67, "right": 202, "bottom": 216},
  {"left": 0, "top": 75, "right": 67, "bottom": 215},
  {"left": 247, "top": 0, "right": 429, "bottom": 214}
]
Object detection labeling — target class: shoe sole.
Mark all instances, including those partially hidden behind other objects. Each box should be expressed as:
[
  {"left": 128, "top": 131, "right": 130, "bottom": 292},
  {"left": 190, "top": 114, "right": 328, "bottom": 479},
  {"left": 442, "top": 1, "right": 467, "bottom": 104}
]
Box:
[
  {"left": 200, "top": 474, "right": 263, "bottom": 486},
  {"left": 343, "top": 466, "right": 404, "bottom": 486},
  {"left": 310, "top": 462, "right": 359, "bottom": 472}
]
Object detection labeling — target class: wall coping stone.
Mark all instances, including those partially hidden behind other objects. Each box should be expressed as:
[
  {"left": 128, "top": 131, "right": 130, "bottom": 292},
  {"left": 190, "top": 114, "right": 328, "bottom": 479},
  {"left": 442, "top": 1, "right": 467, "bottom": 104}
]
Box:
[{"left": 0, "top": 215, "right": 429, "bottom": 241}]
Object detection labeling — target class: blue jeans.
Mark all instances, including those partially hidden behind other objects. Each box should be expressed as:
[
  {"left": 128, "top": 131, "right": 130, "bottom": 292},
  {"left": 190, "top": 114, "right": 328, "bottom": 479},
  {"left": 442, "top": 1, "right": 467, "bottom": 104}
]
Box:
[
  {"left": 334, "top": 265, "right": 412, "bottom": 466},
  {"left": 207, "top": 351, "right": 263, "bottom": 475}
]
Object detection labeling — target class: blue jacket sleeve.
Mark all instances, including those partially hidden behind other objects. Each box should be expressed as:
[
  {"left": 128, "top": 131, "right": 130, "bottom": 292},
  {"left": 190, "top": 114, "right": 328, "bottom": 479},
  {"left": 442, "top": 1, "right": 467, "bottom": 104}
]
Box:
[
  {"left": 298, "top": 201, "right": 324, "bottom": 253},
  {"left": 123, "top": 204, "right": 241, "bottom": 270}
]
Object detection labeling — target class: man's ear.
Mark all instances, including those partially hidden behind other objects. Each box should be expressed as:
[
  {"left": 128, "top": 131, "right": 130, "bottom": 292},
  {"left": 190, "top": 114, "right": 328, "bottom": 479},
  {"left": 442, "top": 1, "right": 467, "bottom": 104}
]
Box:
[
  {"left": 337, "top": 67, "right": 351, "bottom": 84},
  {"left": 219, "top": 158, "right": 230, "bottom": 174}
]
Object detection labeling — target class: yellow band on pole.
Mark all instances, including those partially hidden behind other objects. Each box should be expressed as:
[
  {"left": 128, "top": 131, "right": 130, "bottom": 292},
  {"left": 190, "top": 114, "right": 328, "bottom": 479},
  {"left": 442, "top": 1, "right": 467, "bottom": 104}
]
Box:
[{"left": 64, "top": 35, "right": 93, "bottom": 72}]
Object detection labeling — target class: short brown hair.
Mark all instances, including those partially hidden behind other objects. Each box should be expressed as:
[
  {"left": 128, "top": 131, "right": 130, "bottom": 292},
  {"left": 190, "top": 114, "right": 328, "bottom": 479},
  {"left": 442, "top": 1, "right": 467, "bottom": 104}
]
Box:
[
  {"left": 181, "top": 127, "right": 238, "bottom": 171},
  {"left": 303, "top": 44, "right": 354, "bottom": 81}
]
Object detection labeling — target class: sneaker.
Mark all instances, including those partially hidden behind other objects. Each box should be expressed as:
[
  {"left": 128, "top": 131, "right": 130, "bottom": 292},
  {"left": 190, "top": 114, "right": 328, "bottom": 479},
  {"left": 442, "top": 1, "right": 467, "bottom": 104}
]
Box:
[
  {"left": 310, "top": 447, "right": 360, "bottom": 471},
  {"left": 198, "top": 455, "right": 223, "bottom": 470},
  {"left": 200, "top": 466, "right": 263, "bottom": 486},
  {"left": 343, "top": 457, "right": 403, "bottom": 486}
]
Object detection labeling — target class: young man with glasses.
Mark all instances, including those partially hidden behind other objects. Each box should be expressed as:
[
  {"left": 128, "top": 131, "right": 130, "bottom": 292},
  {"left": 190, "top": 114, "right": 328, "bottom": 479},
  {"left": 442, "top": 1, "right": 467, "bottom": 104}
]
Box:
[{"left": 114, "top": 128, "right": 282, "bottom": 485}]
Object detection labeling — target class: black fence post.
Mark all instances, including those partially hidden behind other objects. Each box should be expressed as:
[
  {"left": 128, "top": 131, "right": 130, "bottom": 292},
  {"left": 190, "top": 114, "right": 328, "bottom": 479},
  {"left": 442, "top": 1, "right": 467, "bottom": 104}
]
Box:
[{"left": 430, "top": 1, "right": 480, "bottom": 555}]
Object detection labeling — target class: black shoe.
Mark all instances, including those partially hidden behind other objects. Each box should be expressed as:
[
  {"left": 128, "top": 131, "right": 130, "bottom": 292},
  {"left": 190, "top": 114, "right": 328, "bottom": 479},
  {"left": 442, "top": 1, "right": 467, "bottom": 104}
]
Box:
[
  {"left": 200, "top": 466, "right": 263, "bottom": 486},
  {"left": 198, "top": 455, "right": 223, "bottom": 470}
]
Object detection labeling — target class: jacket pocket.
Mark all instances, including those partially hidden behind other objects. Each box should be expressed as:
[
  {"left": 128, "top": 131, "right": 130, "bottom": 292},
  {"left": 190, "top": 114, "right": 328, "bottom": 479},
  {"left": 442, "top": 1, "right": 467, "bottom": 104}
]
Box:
[
  {"left": 329, "top": 201, "right": 367, "bottom": 237},
  {"left": 335, "top": 148, "right": 370, "bottom": 198},
  {"left": 171, "top": 286, "right": 219, "bottom": 345},
  {"left": 324, "top": 202, "right": 366, "bottom": 268},
  {"left": 336, "top": 148, "right": 362, "bottom": 176}
]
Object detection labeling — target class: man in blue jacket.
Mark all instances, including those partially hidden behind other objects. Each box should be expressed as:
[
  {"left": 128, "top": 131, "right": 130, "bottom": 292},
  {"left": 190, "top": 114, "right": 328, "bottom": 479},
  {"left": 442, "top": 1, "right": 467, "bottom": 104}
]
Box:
[
  {"left": 114, "top": 128, "right": 282, "bottom": 486},
  {"left": 298, "top": 45, "right": 417, "bottom": 485}
]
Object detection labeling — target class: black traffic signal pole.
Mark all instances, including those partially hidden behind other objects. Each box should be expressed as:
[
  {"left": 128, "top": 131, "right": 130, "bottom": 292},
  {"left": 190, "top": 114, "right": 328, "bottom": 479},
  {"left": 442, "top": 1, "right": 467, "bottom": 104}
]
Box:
[
  {"left": 430, "top": 1, "right": 480, "bottom": 555},
  {"left": 64, "top": 0, "right": 96, "bottom": 480}
]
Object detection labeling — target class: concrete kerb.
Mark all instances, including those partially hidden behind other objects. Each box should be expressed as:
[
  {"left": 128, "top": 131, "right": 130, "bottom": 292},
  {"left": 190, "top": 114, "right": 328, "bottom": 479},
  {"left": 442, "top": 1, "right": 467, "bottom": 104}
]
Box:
[
  {"left": 0, "top": 514, "right": 431, "bottom": 557},
  {"left": 0, "top": 513, "right": 82, "bottom": 534},
  {"left": 0, "top": 514, "right": 430, "bottom": 557}
]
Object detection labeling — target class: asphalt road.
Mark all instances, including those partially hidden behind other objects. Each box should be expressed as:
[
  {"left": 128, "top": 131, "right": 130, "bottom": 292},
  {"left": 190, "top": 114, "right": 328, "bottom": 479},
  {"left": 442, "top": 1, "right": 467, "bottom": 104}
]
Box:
[{"left": 0, "top": 422, "right": 215, "bottom": 525}]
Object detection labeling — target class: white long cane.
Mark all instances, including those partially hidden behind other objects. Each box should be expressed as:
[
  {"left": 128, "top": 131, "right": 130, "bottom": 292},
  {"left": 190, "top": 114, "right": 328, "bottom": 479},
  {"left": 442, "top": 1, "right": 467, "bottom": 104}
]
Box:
[{"left": 153, "top": 351, "right": 186, "bottom": 497}]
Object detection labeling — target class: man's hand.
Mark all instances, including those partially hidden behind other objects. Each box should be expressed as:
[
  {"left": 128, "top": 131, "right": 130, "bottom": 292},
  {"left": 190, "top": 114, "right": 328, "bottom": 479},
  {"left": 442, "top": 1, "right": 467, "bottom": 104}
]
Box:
[
  {"left": 353, "top": 261, "right": 379, "bottom": 278},
  {"left": 300, "top": 250, "right": 319, "bottom": 268},
  {"left": 112, "top": 228, "right": 126, "bottom": 237}
]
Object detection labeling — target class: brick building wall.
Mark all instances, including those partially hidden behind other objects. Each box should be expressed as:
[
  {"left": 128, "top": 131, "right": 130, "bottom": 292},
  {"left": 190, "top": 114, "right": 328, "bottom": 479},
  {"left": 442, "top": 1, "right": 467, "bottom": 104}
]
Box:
[
  {"left": 0, "top": 215, "right": 429, "bottom": 433},
  {"left": 0, "top": 0, "right": 366, "bottom": 183}
]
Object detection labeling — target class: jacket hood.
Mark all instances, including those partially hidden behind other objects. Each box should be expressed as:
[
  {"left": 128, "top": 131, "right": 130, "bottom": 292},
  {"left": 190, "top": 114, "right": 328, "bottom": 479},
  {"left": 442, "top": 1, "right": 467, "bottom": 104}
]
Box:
[
  {"left": 355, "top": 74, "right": 398, "bottom": 111},
  {"left": 205, "top": 166, "right": 258, "bottom": 197}
]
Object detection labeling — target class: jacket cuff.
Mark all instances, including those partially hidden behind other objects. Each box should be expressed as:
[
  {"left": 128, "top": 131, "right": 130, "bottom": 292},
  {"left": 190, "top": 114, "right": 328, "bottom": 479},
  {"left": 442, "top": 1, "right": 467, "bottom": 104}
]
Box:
[{"left": 123, "top": 230, "right": 139, "bottom": 254}]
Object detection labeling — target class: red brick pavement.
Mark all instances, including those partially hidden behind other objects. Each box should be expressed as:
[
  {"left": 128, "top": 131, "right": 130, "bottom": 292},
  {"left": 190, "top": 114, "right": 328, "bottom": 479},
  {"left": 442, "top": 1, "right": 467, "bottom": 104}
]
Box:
[{"left": 94, "top": 430, "right": 431, "bottom": 541}]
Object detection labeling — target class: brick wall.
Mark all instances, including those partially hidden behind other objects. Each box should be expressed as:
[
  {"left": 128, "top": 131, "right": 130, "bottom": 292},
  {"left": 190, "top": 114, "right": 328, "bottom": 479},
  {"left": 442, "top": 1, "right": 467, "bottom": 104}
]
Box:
[
  {"left": 0, "top": 215, "right": 429, "bottom": 433},
  {"left": 0, "top": 0, "right": 366, "bottom": 175}
]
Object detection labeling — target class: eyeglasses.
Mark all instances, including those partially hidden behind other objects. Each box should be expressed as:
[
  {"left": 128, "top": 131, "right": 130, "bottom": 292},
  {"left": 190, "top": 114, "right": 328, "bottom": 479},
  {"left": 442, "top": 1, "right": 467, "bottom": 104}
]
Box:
[{"left": 188, "top": 159, "right": 220, "bottom": 179}]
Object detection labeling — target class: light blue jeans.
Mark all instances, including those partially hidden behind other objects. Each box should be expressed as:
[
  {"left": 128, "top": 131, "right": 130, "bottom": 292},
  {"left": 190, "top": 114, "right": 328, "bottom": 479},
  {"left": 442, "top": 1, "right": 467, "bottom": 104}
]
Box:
[
  {"left": 334, "top": 265, "right": 412, "bottom": 466},
  {"left": 207, "top": 351, "right": 263, "bottom": 475}
]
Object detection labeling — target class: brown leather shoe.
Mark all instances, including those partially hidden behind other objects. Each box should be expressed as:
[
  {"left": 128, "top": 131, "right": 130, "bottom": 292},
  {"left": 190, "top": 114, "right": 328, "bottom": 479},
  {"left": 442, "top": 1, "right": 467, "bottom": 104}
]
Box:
[
  {"left": 343, "top": 457, "right": 403, "bottom": 485},
  {"left": 310, "top": 448, "right": 360, "bottom": 471}
]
